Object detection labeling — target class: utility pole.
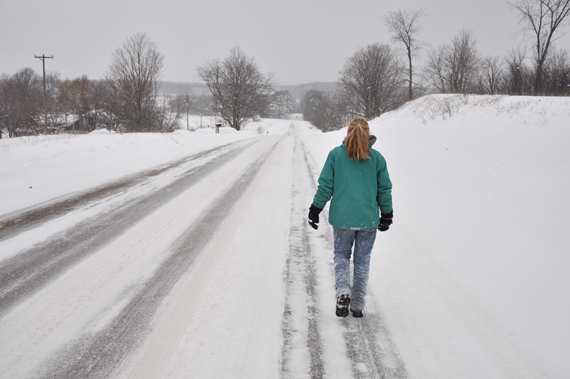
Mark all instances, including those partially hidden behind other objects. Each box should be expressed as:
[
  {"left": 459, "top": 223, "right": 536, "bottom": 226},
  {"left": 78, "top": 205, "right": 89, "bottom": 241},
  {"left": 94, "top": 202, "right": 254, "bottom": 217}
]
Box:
[{"left": 35, "top": 54, "right": 54, "bottom": 134}]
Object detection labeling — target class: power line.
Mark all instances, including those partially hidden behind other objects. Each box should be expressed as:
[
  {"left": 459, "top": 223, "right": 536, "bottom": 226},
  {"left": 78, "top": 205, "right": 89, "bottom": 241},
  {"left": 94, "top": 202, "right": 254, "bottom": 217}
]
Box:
[
  {"left": 1, "top": 43, "right": 104, "bottom": 77},
  {"left": 0, "top": 43, "right": 36, "bottom": 56}
]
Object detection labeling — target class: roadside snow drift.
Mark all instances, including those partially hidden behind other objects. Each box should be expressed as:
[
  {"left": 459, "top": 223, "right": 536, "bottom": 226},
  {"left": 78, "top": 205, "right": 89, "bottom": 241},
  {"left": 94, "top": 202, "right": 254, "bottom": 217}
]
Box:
[{"left": 304, "top": 94, "right": 570, "bottom": 378}]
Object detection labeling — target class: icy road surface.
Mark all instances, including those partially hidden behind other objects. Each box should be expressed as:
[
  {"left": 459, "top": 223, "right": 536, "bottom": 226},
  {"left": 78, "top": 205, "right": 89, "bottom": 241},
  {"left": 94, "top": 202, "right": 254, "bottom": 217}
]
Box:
[{"left": 0, "top": 122, "right": 405, "bottom": 378}]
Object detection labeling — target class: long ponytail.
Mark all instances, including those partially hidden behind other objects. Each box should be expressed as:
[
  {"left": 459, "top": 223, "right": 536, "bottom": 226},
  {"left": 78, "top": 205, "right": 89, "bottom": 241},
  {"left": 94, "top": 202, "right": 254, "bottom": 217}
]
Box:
[{"left": 345, "top": 118, "right": 370, "bottom": 160}]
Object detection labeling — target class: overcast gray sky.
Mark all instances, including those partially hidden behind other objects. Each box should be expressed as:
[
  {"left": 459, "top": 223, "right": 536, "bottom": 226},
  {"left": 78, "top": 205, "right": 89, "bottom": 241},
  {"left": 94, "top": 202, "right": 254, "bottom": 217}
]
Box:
[{"left": 1, "top": 0, "right": 569, "bottom": 85}]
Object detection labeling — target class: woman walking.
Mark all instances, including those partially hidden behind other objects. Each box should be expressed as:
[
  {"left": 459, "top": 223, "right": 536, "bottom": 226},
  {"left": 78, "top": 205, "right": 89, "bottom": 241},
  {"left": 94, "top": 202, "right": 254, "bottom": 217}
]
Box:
[{"left": 308, "top": 118, "right": 393, "bottom": 318}]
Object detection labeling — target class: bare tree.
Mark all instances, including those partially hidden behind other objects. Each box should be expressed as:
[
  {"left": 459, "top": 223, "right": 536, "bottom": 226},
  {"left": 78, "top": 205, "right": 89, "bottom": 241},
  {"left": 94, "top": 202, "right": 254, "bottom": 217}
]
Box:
[
  {"left": 423, "top": 30, "right": 482, "bottom": 93},
  {"left": 264, "top": 90, "right": 296, "bottom": 119},
  {"left": 301, "top": 90, "right": 328, "bottom": 129},
  {"left": 0, "top": 68, "right": 43, "bottom": 137},
  {"left": 328, "top": 90, "right": 352, "bottom": 131},
  {"left": 542, "top": 48, "right": 570, "bottom": 94},
  {"left": 424, "top": 45, "right": 449, "bottom": 93},
  {"left": 338, "top": 43, "right": 403, "bottom": 119},
  {"left": 57, "top": 79, "right": 74, "bottom": 125},
  {"left": 301, "top": 89, "right": 351, "bottom": 132},
  {"left": 58, "top": 76, "right": 94, "bottom": 131},
  {"left": 481, "top": 56, "right": 505, "bottom": 94},
  {"left": 197, "top": 47, "right": 273, "bottom": 130},
  {"left": 447, "top": 30, "right": 482, "bottom": 93},
  {"left": 106, "top": 33, "right": 164, "bottom": 132},
  {"left": 503, "top": 47, "right": 532, "bottom": 94},
  {"left": 57, "top": 76, "right": 117, "bottom": 132},
  {"left": 508, "top": 0, "right": 570, "bottom": 94},
  {"left": 385, "top": 8, "right": 425, "bottom": 100},
  {"left": 89, "top": 81, "right": 116, "bottom": 130},
  {"left": 44, "top": 72, "right": 61, "bottom": 129},
  {"left": 155, "top": 94, "right": 186, "bottom": 132}
]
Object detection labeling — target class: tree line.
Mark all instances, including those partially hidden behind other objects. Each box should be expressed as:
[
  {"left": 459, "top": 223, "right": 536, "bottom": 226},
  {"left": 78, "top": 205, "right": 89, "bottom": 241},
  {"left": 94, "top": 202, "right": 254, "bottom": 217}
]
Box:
[
  {"left": 303, "top": 0, "right": 570, "bottom": 131},
  {"left": 0, "top": 34, "right": 179, "bottom": 137},
  {"left": 0, "top": 35, "right": 294, "bottom": 137}
]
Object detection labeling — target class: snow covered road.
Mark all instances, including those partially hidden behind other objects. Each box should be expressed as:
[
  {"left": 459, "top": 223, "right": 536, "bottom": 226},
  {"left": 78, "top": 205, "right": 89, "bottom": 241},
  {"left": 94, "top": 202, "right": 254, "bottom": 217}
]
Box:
[
  {"left": 0, "top": 139, "right": 257, "bottom": 316},
  {"left": 280, "top": 133, "right": 405, "bottom": 379},
  {"left": 0, "top": 121, "right": 405, "bottom": 378}
]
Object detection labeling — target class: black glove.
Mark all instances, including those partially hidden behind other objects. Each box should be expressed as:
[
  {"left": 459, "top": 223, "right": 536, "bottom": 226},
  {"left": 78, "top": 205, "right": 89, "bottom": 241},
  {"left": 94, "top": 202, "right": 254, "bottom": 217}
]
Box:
[
  {"left": 308, "top": 204, "right": 323, "bottom": 230},
  {"left": 378, "top": 210, "right": 393, "bottom": 232}
]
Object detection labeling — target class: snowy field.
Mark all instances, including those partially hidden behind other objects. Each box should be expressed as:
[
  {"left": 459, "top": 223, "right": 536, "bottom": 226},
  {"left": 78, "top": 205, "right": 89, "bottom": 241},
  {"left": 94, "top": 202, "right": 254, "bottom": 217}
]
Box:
[{"left": 0, "top": 95, "right": 569, "bottom": 378}]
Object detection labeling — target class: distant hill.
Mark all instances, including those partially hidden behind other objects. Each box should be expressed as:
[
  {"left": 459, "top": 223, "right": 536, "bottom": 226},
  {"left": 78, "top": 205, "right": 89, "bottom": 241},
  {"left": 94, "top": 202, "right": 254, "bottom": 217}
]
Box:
[{"left": 159, "top": 81, "right": 337, "bottom": 100}]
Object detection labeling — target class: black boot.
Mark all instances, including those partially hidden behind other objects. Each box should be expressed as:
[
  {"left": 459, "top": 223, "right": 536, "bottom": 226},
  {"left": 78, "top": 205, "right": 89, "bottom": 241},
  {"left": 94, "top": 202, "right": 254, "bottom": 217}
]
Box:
[
  {"left": 336, "top": 294, "right": 350, "bottom": 317},
  {"left": 351, "top": 309, "right": 363, "bottom": 318}
]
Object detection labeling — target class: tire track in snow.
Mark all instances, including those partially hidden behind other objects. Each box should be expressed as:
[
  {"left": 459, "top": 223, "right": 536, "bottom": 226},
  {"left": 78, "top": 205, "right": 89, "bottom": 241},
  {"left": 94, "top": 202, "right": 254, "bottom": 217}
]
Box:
[
  {"left": 281, "top": 133, "right": 325, "bottom": 378},
  {"left": 0, "top": 141, "right": 245, "bottom": 242},
  {"left": 0, "top": 140, "right": 257, "bottom": 317},
  {"left": 341, "top": 310, "right": 407, "bottom": 379},
  {"left": 295, "top": 135, "right": 408, "bottom": 379},
  {"left": 37, "top": 133, "right": 290, "bottom": 379}
]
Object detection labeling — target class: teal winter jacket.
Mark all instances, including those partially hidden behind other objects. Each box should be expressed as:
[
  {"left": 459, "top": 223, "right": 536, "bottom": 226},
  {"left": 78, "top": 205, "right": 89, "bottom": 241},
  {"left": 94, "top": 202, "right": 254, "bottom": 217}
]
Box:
[{"left": 312, "top": 135, "right": 392, "bottom": 230}]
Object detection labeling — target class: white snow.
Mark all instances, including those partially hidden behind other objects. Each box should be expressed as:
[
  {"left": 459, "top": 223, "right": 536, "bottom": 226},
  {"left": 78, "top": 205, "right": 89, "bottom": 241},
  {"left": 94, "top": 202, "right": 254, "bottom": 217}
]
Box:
[
  {"left": 376, "top": 95, "right": 570, "bottom": 379},
  {"left": 304, "top": 94, "right": 570, "bottom": 378},
  {"left": 1, "top": 96, "right": 569, "bottom": 378},
  {"left": 0, "top": 123, "right": 262, "bottom": 216}
]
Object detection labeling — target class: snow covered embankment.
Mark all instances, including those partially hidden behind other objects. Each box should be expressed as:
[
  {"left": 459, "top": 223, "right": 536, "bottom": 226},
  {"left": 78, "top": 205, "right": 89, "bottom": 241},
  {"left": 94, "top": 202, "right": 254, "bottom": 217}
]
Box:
[{"left": 303, "top": 94, "right": 570, "bottom": 379}]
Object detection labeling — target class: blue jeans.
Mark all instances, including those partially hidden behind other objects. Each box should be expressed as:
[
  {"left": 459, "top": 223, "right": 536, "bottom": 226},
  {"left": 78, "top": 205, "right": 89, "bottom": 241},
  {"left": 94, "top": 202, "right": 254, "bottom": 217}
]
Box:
[{"left": 333, "top": 227, "right": 377, "bottom": 311}]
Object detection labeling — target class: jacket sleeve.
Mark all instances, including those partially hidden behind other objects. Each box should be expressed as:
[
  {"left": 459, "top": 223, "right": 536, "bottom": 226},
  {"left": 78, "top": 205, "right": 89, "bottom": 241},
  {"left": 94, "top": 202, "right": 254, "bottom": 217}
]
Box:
[
  {"left": 312, "top": 151, "right": 335, "bottom": 209},
  {"left": 377, "top": 155, "right": 393, "bottom": 215}
]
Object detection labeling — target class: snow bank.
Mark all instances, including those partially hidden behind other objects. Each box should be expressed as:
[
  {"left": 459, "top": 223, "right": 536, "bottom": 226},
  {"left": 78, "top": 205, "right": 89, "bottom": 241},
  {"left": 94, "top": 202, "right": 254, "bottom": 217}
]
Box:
[
  {"left": 88, "top": 128, "right": 116, "bottom": 135},
  {"left": 381, "top": 95, "right": 569, "bottom": 378},
  {"left": 195, "top": 126, "right": 237, "bottom": 134},
  {"left": 301, "top": 94, "right": 570, "bottom": 378}
]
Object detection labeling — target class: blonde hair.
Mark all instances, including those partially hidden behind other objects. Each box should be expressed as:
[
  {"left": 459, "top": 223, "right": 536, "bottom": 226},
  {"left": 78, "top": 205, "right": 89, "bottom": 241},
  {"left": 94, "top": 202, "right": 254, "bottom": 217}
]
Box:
[{"left": 346, "top": 118, "right": 370, "bottom": 160}]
